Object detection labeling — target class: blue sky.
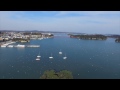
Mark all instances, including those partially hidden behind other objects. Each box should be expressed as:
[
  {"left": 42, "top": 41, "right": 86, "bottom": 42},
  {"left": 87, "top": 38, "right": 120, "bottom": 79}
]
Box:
[{"left": 0, "top": 11, "right": 120, "bottom": 34}]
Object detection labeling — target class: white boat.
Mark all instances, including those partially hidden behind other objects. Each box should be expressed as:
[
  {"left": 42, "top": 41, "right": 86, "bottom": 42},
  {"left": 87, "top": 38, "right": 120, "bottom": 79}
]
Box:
[
  {"left": 1, "top": 45, "right": 6, "bottom": 47},
  {"left": 7, "top": 45, "right": 13, "bottom": 47},
  {"left": 36, "top": 57, "right": 40, "bottom": 60},
  {"left": 49, "top": 53, "right": 53, "bottom": 59},
  {"left": 30, "top": 38, "right": 36, "bottom": 39},
  {"left": 27, "top": 45, "right": 40, "bottom": 47},
  {"left": 16, "top": 44, "right": 25, "bottom": 48},
  {"left": 63, "top": 54, "right": 67, "bottom": 59},
  {"left": 38, "top": 38, "right": 42, "bottom": 40},
  {"left": 37, "top": 52, "right": 41, "bottom": 58},
  {"left": 59, "top": 49, "right": 62, "bottom": 54}
]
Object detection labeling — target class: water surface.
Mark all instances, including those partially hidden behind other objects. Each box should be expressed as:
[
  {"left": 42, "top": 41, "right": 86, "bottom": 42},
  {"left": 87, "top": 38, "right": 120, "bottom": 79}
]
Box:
[{"left": 0, "top": 33, "right": 120, "bottom": 79}]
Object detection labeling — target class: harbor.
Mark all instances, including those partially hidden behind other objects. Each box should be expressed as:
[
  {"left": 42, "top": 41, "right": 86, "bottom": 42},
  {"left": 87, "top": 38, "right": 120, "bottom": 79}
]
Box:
[
  {"left": 0, "top": 41, "right": 40, "bottom": 48},
  {"left": 1, "top": 44, "right": 40, "bottom": 48},
  {"left": 0, "top": 41, "right": 16, "bottom": 47}
]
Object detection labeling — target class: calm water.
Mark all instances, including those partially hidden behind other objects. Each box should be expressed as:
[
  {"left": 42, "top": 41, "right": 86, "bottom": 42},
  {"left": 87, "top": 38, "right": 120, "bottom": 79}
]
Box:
[{"left": 0, "top": 33, "right": 120, "bottom": 79}]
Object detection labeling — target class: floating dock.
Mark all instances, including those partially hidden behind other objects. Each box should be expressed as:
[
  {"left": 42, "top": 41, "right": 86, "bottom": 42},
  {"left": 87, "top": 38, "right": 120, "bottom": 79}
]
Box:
[
  {"left": 0, "top": 41, "right": 40, "bottom": 48},
  {"left": 27, "top": 45, "right": 40, "bottom": 47},
  {"left": 0, "top": 44, "right": 40, "bottom": 48}
]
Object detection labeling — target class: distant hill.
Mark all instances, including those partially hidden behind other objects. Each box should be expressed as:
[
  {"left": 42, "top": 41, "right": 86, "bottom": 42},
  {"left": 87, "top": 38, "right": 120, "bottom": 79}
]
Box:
[
  {"left": 0, "top": 30, "right": 120, "bottom": 36},
  {"left": 105, "top": 35, "right": 120, "bottom": 38}
]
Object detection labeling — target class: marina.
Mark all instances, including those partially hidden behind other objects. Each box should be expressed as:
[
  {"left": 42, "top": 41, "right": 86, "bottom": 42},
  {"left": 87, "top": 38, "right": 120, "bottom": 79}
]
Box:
[
  {"left": 0, "top": 44, "right": 40, "bottom": 48},
  {"left": 0, "top": 41, "right": 16, "bottom": 47}
]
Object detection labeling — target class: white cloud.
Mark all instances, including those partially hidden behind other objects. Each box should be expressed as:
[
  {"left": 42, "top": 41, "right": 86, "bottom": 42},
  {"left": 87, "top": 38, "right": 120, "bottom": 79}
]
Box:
[{"left": 0, "top": 11, "right": 120, "bottom": 34}]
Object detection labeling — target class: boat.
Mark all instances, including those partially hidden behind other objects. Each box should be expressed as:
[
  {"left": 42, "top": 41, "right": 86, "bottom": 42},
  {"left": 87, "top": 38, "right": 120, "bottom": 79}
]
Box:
[
  {"left": 49, "top": 53, "right": 53, "bottom": 59},
  {"left": 38, "top": 38, "right": 42, "bottom": 40},
  {"left": 7, "top": 45, "right": 13, "bottom": 47},
  {"left": 16, "top": 44, "right": 25, "bottom": 48},
  {"left": 1, "top": 45, "right": 6, "bottom": 47},
  {"left": 36, "top": 57, "right": 40, "bottom": 60},
  {"left": 27, "top": 45, "right": 40, "bottom": 47},
  {"left": 63, "top": 53, "right": 67, "bottom": 59},
  {"left": 59, "top": 49, "right": 62, "bottom": 54},
  {"left": 37, "top": 52, "right": 41, "bottom": 58},
  {"left": 30, "top": 38, "right": 36, "bottom": 39}
]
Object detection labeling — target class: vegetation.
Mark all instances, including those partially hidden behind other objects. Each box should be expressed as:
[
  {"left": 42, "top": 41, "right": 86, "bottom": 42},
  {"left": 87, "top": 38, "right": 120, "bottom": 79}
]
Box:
[
  {"left": 69, "top": 34, "right": 107, "bottom": 40},
  {"left": 31, "top": 32, "right": 42, "bottom": 35},
  {"left": 23, "top": 32, "right": 31, "bottom": 35},
  {"left": 107, "top": 35, "right": 120, "bottom": 38},
  {"left": 23, "top": 32, "right": 54, "bottom": 38},
  {"left": 40, "top": 70, "right": 73, "bottom": 79},
  {"left": 12, "top": 38, "right": 30, "bottom": 42},
  {"left": 23, "top": 32, "right": 42, "bottom": 35},
  {"left": 46, "top": 34, "right": 54, "bottom": 37},
  {"left": 115, "top": 38, "right": 120, "bottom": 42}
]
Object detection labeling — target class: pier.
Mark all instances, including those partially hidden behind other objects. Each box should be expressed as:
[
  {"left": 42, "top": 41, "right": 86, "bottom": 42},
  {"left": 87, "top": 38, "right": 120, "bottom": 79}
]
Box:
[
  {"left": 1, "top": 45, "right": 40, "bottom": 48},
  {"left": 0, "top": 41, "right": 16, "bottom": 47}
]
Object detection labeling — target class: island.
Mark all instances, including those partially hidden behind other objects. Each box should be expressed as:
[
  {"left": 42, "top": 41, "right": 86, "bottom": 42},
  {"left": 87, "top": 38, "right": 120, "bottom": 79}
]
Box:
[
  {"left": 106, "top": 35, "right": 120, "bottom": 38},
  {"left": 40, "top": 70, "right": 73, "bottom": 79},
  {"left": 69, "top": 34, "right": 107, "bottom": 40},
  {"left": 115, "top": 38, "right": 120, "bottom": 43}
]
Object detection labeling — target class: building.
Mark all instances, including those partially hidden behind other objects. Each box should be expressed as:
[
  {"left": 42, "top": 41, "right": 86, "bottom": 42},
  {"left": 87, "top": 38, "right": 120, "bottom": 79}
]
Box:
[{"left": 0, "top": 37, "right": 3, "bottom": 41}]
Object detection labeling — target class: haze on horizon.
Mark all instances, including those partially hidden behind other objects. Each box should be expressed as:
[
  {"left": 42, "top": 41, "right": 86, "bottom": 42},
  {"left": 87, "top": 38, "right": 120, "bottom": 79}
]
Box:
[{"left": 0, "top": 11, "right": 120, "bottom": 34}]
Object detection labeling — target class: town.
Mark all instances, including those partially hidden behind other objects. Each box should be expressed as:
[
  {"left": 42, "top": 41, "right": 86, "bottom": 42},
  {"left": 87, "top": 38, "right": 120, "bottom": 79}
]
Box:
[{"left": 0, "top": 31, "right": 54, "bottom": 47}]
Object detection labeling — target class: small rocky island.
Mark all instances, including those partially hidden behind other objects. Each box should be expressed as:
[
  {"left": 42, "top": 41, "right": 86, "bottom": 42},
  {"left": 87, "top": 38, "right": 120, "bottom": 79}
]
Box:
[
  {"left": 40, "top": 70, "right": 73, "bottom": 79},
  {"left": 68, "top": 34, "right": 107, "bottom": 40}
]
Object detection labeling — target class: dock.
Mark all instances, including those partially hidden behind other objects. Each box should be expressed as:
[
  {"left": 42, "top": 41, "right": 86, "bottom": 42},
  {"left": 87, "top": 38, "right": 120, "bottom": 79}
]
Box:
[
  {"left": 0, "top": 41, "right": 16, "bottom": 47},
  {"left": 1, "top": 44, "right": 40, "bottom": 48},
  {"left": 27, "top": 45, "right": 40, "bottom": 47},
  {"left": 0, "top": 41, "right": 40, "bottom": 48}
]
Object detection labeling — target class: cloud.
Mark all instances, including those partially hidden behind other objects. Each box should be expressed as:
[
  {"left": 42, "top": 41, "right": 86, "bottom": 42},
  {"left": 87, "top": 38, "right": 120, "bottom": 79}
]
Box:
[{"left": 0, "top": 11, "right": 120, "bottom": 34}]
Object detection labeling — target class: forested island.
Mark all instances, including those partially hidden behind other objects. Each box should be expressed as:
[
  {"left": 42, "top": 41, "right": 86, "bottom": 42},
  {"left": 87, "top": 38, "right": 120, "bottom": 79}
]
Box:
[
  {"left": 106, "top": 35, "right": 120, "bottom": 38},
  {"left": 115, "top": 38, "right": 120, "bottom": 43},
  {"left": 69, "top": 34, "right": 107, "bottom": 40},
  {"left": 40, "top": 70, "right": 73, "bottom": 79}
]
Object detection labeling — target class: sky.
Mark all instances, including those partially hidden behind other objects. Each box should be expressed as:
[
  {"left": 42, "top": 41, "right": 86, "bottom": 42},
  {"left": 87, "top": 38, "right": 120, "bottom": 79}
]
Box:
[{"left": 0, "top": 11, "right": 120, "bottom": 34}]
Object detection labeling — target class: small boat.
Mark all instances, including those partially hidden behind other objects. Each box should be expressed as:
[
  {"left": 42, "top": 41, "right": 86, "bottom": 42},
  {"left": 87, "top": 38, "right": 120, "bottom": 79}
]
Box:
[
  {"left": 16, "top": 44, "right": 25, "bottom": 48},
  {"left": 36, "top": 57, "right": 40, "bottom": 60},
  {"left": 63, "top": 53, "right": 67, "bottom": 59},
  {"left": 49, "top": 53, "right": 53, "bottom": 59},
  {"left": 7, "top": 45, "right": 13, "bottom": 47},
  {"left": 38, "top": 38, "right": 42, "bottom": 40},
  {"left": 1, "top": 45, "right": 6, "bottom": 47},
  {"left": 59, "top": 49, "right": 62, "bottom": 54},
  {"left": 37, "top": 52, "right": 41, "bottom": 58}
]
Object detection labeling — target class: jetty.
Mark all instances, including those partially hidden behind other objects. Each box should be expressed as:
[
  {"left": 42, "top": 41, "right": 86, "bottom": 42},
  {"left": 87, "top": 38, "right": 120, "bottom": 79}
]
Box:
[
  {"left": 0, "top": 41, "right": 16, "bottom": 47},
  {"left": 0, "top": 44, "right": 40, "bottom": 48},
  {"left": 26, "top": 45, "right": 40, "bottom": 47}
]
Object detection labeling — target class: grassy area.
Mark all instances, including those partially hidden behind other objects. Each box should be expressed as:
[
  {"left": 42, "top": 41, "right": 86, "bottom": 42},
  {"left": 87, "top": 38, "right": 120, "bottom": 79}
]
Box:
[{"left": 40, "top": 70, "right": 73, "bottom": 79}]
